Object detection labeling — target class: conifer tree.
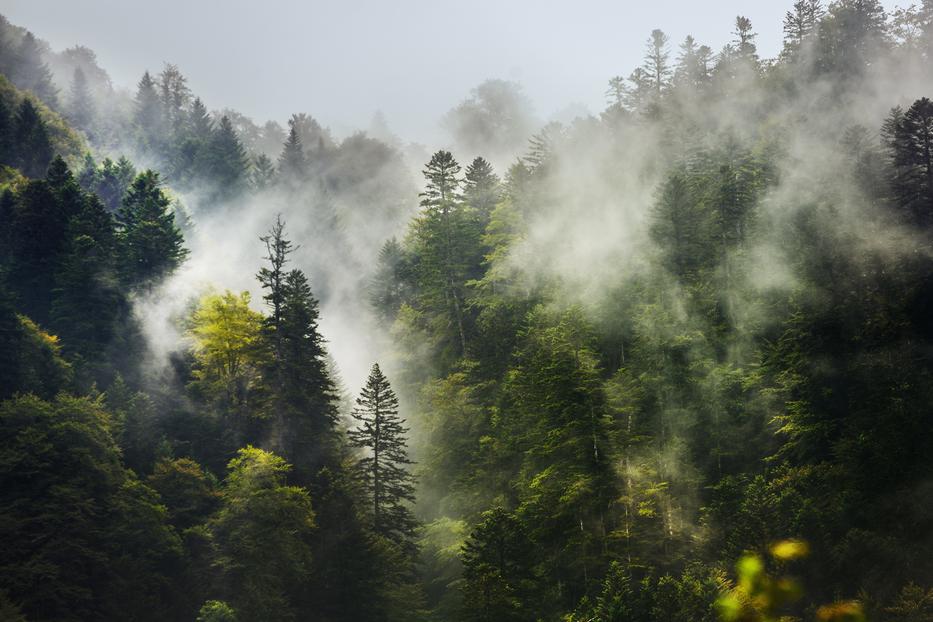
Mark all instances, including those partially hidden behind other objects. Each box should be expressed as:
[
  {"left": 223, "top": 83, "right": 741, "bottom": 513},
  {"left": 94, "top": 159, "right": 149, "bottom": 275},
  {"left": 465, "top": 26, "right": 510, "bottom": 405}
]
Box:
[
  {"left": 347, "top": 363, "right": 417, "bottom": 548},
  {"left": 252, "top": 153, "right": 276, "bottom": 190},
  {"left": 13, "top": 32, "right": 58, "bottom": 108},
  {"left": 12, "top": 99, "right": 53, "bottom": 178},
  {"left": 68, "top": 66, "right": 94, "bottom": 131},
  {"left": 643, "top": 29, "right": 672, "bottom": 98},
  {"left": 463, "top": 156, "right": 501, "bottom": 220},
  {"left": 0, "top": 97, "right": 12, "bottom": 165},
  {"left": 783, "top": 0, "right": 825, "bottom": 57},
  {"left": 885, "top": 97, "right": 933, "bottom": 225},
  {"left": 412, "top": 150, "right": 481, "bottom": 357},
  {"left": 134, "top": 71, "right": 163, "bottom": 148},
  {"left": 188, "top": 97, "right": 213, "bottom": 142},
  {"left": 278, "top": 124, "right": 307, "bottom": 182},
  {"left": 206, "top": 115, "right": 250, "bottom": 200},
  {"left": 118, "top": 170, "right": 188, "bottom": 287}
]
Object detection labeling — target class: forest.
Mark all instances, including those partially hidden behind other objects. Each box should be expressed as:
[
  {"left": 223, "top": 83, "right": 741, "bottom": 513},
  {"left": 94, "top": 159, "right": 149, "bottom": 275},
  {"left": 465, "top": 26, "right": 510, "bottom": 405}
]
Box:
[{"left": 0, "top": 1, "right": 932, "bottom": 620}]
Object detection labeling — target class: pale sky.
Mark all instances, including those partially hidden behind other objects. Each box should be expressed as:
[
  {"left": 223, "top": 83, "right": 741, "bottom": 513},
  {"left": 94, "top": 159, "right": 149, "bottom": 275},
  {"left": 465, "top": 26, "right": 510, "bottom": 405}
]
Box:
[{"left": 3, "top": 0, "right": 902, "bottom": 143}]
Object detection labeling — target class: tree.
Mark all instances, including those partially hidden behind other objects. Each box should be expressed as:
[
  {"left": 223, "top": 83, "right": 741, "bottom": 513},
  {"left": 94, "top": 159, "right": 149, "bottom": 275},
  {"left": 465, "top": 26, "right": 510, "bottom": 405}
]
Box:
[
  {"left": 68, "top": 67, "right": 94, "bottom": 131},
  {"left": 884, "top": 97, "right": 933, "bottom": 225},
  {"left": 118, "top": 170, "right": 188, "bottom": 287},
  {"left": 732, "top": 16, "right": 759, "bottom": 62},
  {"left": 463, "top": 156, "right": 501, "bottom": 220},
  {"left": 460, "top": 508, "right": 539, "bottom": 622},
  {"left": 12, "top": 32, "right": 58, "bottom": 107},
  {"left": 347, "top": 363, "right": 417, "bottom": 548},
  {"left": 134, "top": 71, "right": 163, "bottom": 149},
  {"left": 643, "top": 29, "right": 672, "bottom": 98},
  {"left": 211, "top": 447, "right": 315, "bottom": 622},
  {"left": 368, "top": 238, "right": 413, "bottom": 323},
  {"left": 188, "top": 290, "right": 265, "bottom": 413},
  {"left": 675, "top": 36, "right": 713, "bottom": 88},
  {"left": 278, "top": 124, "right": 307, "bottom": 182},
  {"left": 158, "top": 63, "right": 190, "bottom": 134},
  {"left": 410, "top": 150, "right": 482, "bottom": 358},
  {"left": 256, "top": 217, "right": 338, "bottom": 478},
  {"left": 783, "top": 0, "right": 826, "bottom": 57},
  {"left": 0, "top": 394, "right": 182, "bottom": 622},
  {"left": 252, "top": 153, "right": 276, "bottom": 190},
  {"left": 12, "top": 99, "right": 53, "bottom": 178},
  {"left": 205, "top": 115, "right": 250, "bottom": 200}
]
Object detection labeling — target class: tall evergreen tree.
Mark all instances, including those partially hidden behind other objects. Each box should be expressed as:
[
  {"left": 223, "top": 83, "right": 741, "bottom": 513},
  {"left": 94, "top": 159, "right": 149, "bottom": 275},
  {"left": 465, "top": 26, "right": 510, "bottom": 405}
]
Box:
[
  {"left": 68, "top": 66, "right": 94, "bottom": 131},
  {"left": 885, "top": 97, "right": 933, "bottom": 225},
  {"left": 412, "top": 150, "right": 481, "bottom": 358},
  {"left": 783, "top": 0, "right": 826, "bottom": 57},
  {"left": 643, "top": 29, "right": 672, "bottom": 98},
  {"left": 278, "top": 124, "right": 307, "bottom": 182},
  {"left": 12, "top": 32, "right": 58, "bottom": 107},
  {"left": 12, "top": 99, "right": 53, "bottom": 178},
  {"left": 205, "top": 115, "right": 250, "bottom": 200},
  {"left": 463, "top": 156, "right": 501, "bottom": 221},
  {"left": 347, "top": 363, "right": 417, "bottom": 548},
  {"left": 252, "top": 153, "right": 276, "bottom": 190},
  {"left": 134, "top": 71, "right": 163, "bottom": 149},
  {"left": 118, "top": 170, "right": 188, "bottom": 287}
]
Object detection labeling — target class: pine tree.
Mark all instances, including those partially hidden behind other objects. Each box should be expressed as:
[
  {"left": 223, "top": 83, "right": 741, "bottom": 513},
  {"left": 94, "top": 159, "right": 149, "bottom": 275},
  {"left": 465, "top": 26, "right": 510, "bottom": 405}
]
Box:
[
  {"left": 463, "top": 156, "right": 501, "bottom": 220},
  {"left": 783, "top": 0, "right": 825, "bottom": 57},
  {"left": 205, "top": 115, "right": 250, "bottom": 200},
  {"left": 252, "top": 153, "right": 276, "bottom": 190},
  {"left": 412, "top": 150, "right": 479, "bottom": 357},
  {"left": 12, "top": 99, "right": 53, "bottom": 178},
  {"left": 347, "top": 363, "right": 417, "bottom": 548},
  {"left": 278, "top": 124, "right": 307, "bottom": 182},
  {"left": 885, "top": 97, "right": 933, "bottom": 225},
  {"left": 256, "top": 217, "right": 338, "bottom": 479},
  {"left": 0, "top": 97, "right": 12, "bottom": 166},
  {"left": 460, "top": 508, "right": 539, "bottom": 622},
  {"left": 68, "top": 67, "right": 94, "bottom": 131},
  {"left": 643, "top": 29, "right": 672, "bottom": 98},
  {"left": 158, "top": 63, "right": 190, "bottom": 134},
  {"left": 118, "top": 170, "right": 188, "bottom": 287},
  {"left": 732, "top": 16, "right": 759, "bottom": 62},
  {"left": 134, "top": 71, "right": 163, "bottom": 149},
  {"left": 188, "top": 97, "right": 213, "bottom": 142},
  {"left": 13, "top": 32, "right": 58, "bottom": 108}
]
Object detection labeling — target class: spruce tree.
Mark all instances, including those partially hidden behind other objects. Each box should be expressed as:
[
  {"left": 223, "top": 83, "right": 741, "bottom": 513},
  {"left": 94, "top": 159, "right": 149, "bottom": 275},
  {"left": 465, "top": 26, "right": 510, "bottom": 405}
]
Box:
[
  {"left": 642, "top": 29, "right": 671, "bottom": 98},
  {"left": 463, "top": 156, "right": 501, "bottom": 220},
  {"left": 206, "top": 115, "right": 250, "bottom": 200},
  {"left": 118, "top": 170, "right": 188, "bottom": 287},
  {"left": 783, "top": 0, "right": 825, "bottom": 57},
  {"left": 0, "top": 97, "right": 12, "bottom": 165},
  {"left": 252, "top": 153, "right": 276, "bottom": 190},
  {"left": 68, "top": 67, "right": 94, "bottom": 131},
  {"left": 347, "top": 363, "right": 417, "bottom": 549},
  {"left": 886, "top": 97, "right": 933, "bottom": 225},
  {"left": 134, "top": 71, "right": 163, "bottom": 149},
  {"left": 278, "top": 124, "right": 307, "bottom": 182},
  {"left": 12, "top": 99, "right": 53, "bottom": 178},
  {"left": 413, "top": 150, "right": 477, "bottom": 357},
  {"left": 13, "top": 32, "right": 58, "bottom": 108}
]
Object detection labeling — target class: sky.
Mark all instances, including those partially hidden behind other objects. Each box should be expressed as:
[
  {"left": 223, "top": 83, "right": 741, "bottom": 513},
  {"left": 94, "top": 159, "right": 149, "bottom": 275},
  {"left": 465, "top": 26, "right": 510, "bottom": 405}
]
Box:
[{"left": 3, "top": 0, "right": 902, "bottom": 144}]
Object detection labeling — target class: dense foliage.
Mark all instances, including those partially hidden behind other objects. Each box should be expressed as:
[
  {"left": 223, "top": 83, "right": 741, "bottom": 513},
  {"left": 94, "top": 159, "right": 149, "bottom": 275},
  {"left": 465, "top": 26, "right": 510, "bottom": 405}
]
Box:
[{"left": 1, "top": 2, "right": 933, "bottom": 621}]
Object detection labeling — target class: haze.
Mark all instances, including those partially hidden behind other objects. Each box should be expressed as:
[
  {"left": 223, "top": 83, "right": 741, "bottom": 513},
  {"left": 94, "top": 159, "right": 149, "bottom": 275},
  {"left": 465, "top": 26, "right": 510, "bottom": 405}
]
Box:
[{"left": 2, "top": 0, "right": 893, "bottom": 143}]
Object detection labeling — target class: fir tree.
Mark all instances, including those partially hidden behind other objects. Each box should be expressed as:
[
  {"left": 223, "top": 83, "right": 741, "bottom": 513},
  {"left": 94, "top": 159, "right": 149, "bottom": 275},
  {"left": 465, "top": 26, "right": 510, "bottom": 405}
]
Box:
[
  {"left": 118, "top": 170, "right": 188, "bottom": 287},
  {"left": 68, "top": 66, "right": 94, "bottom": 131},
  {"left": 13, "top": 32, "right": 58, "bottom": 107},
  {"left": 252, "top": 153, "right": 276, "bottom": 190},
  {"left": 12, "top": 99, "right": 53, "bottom": 178},
  {"left": 463, "top": 156, "right": 501, "bottom": 220},
  {"left": 278, "top": 124, "right": 307, "bottom": 182},
  {"left": 205, "top": 115, "right": 250, "bottom": 200},
  {"left": 347, "top": 363, "right": 417, "bottom": 548},
  {"left": 134, "top": 71, "right": 163, "bottom": 149}
]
